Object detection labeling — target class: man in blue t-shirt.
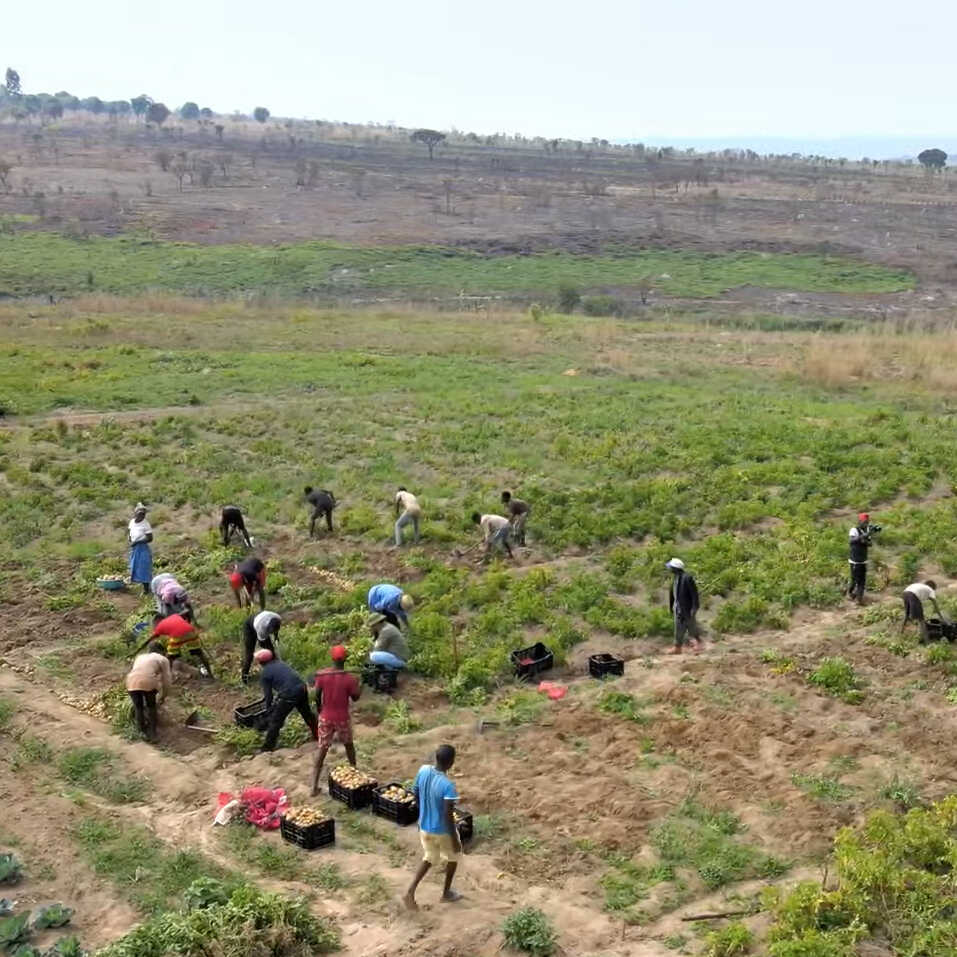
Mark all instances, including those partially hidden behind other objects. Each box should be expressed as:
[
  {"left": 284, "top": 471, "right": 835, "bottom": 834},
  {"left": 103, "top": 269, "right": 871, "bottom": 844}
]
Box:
[{"left": 403, "top": 744, "right": 463, "bottom": 909}]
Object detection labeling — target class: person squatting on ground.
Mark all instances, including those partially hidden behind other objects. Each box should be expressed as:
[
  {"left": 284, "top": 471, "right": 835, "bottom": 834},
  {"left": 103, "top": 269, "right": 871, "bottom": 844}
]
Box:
[
  {"left": 848, "top": 512, "right": 881, "bottom": 604},
  {"left": 256, "top": 649, "right": 318, "bottom": 752},
  {"left": 395, "top": 487, "right": 422, "bottom": 546},
  {"left": 152, "top": 613, "right": 214, "bottom": 678},
  {"left": 310, "top": 645, "right": 361, "bottom": 794},
  {"left": 901, "top": 580, "right": 946, "bottom": 643},
  {"left": 666, "top": 558, "right": 702, "bottom": 654},
  {"left": 230, "top": 556, "right": 266, "bottom": 610},
  {"left": 367, "top": 582, "right": 414, "bottom": 630},
  {"left": 128, "top": 503, "right": 153, "bottom": 595},
  {"left": 241, "top": 610, "right": 281, "bottom": 684},
  {"left": 125, "top": 641, "right": 172, "bottom": 742},
  {"left": 220, "top": 506, "right": 252, "bottom": 548},
  {"left": 304, "top": 486, "right": 336, "bottom": 537},
  {"left": 150, "top": 573, "right": 194, "bottom": 622},
  {"left": 501, "top": 490, "right": 530, "bottom": 546},
  {"left": 472, "top": 511, "right": 513, "bottom": 561},
  {"left": 404, "top": 744, "right": 463, "bottom": 910},
  {"left": 369, "top": 612, "right": 409, "bottom": 670}
]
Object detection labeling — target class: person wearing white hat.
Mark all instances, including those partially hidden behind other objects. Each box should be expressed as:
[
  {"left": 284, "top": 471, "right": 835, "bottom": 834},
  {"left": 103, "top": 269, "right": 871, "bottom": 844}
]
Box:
[
  {"left": 128, "top": 503, "right": 153, "bottom": 595},
  {"left": 666, "top": 558, "right": 702, "bottom": 654}
]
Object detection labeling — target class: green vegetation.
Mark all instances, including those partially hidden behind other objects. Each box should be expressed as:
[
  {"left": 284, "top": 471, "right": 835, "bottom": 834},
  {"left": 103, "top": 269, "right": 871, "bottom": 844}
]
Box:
[
  {"left": 703, "top": 923, "right": 753, "bottom": 957},
  {"left": 0, "top": 853, "right": 23, "bottom": 884},
  {"left": 99, "top": 879, "right": 340, "bottom": 957},
  {"left": 0, "top": 697, "right": 14, "bottom": 729},
  {"left": 57, "top": 748, "right": 148, "bottom": 804},
  {"left": 807, "top": 658, "right": 864, "bottom": 704},
  {"left": 0, "top": 233, "right": 913, "bottom": 299},
  {"left": 597, "top": 690, "right": 649, "bottom": 722},
  {"left": 791, "top": 772, "right": 854, "bottom": 803},
  {"left": 764, "top": 797, "right": 957, "bottom": 955},
  {"left": 501, "top": 907, "right": 557, "bottom": 956}
]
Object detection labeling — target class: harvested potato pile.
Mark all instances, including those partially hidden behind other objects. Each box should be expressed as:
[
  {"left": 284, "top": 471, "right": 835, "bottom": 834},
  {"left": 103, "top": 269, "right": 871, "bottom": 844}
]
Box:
[
  {"left": 284, "top": 807, "right": 330, "bottom": 826},
  {"left": 330, "top": 765, "right": 377, "bottom": 788},
  {"left": 380, "top": 785, "right": 415, "bottom": 804}
]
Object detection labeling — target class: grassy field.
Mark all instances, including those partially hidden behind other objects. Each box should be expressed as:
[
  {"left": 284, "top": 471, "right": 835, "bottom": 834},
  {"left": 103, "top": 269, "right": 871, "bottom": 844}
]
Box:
[
  {"left": 0, "top": 232, "right": 915, "bottom": 299},
  {"left": 5, "top": 300, "right": 957, "bottom": 955}
]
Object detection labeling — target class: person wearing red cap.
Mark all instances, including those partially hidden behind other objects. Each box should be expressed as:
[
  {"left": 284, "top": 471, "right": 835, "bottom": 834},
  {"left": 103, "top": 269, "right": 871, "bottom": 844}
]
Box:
[
  {"left": 848, "top": 512, "right": 881, "bottom": 604},
  {"left": 255, "top": 649, "right": 317, "bottom": 752},
  {"left": 230, "top": 556, "right": 266, "bottom": 610},
  {"left": 310, "top": 645, "right": 361, "bottom": 795}
]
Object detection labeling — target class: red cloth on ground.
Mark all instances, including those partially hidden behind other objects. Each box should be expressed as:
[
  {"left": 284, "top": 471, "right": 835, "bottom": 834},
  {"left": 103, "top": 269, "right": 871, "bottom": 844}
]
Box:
[
  {"left": 215, "top": 787, "right": 288, "bottom": 830},
  {"left": 538, "top": 681, "right": 567, "bottom": 700}
]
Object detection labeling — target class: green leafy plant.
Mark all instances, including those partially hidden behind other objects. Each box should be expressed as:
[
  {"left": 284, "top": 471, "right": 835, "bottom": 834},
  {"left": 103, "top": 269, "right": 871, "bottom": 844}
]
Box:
[
  {"left": 45, "top": 938, "right": 85, "bottom": 957},
  {"left": 32, "top": 904, "right": 73, "bottom": 929},
  {"left": 792, "top": 772, "right": 853, "bottom": 803},
  {"left": 703, "top": 922, "right": 753, "bottom": 957},
  {"left": 502, "top": 907, "right": 557, "bottom": 956},
  {"left": 0, "top": 912, "right": 31, "bottom": 948},
  {"left": 597, "top": 690, "right": 648, "bottom": 723},
  {"left": 383, "top": 700, "right": 421, "bottom": 734},
  {"left": 807, "top": 658, "right": 864, "bottom": 703},
  {"left": 0, "top": 854, "right": 23, "bottom": 885},
  {"left": 57, "top": 748, "right": 148, "bottom": 803}
]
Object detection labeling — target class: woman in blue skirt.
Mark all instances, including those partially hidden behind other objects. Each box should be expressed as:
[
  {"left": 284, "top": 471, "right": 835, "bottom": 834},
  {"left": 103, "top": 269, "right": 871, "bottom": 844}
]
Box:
[{"left": 128, "top": 503, "right": 154, "bottom": 595}]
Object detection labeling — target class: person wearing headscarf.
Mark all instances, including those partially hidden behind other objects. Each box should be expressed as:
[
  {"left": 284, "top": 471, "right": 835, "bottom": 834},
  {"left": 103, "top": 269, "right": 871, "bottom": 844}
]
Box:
[
  {"left": 150, "top": 573, "right": 194, "bottom": 622},
  {"left": 128, "top": 503, "right": 153, "bottom": 595}
]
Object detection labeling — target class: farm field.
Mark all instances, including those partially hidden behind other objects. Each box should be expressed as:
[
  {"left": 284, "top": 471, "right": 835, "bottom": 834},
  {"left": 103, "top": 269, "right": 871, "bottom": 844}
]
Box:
[{"left": 3, "top": 299, "right": 957, "bottom": 955}]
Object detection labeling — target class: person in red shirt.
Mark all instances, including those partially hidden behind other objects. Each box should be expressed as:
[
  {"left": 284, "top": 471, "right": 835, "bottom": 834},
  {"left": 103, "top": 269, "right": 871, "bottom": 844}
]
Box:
[{"left": 310, "top": 645, "right": 361, "bottom": 795}]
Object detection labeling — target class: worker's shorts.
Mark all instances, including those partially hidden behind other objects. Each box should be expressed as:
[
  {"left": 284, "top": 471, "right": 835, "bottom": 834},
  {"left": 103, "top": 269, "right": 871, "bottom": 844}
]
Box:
[
  {"left": 420, "top": 830, "right": 460, "bottom": 865},
  {"left": 903, "top": 591, "right": 924, "bottom": 621},
  {"left": 316, "top": 718, "right": 352, "bottom": 749}
]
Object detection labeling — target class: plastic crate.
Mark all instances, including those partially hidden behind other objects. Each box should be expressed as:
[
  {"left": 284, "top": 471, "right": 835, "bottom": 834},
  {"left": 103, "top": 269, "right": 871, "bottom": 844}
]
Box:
[
  {"left": 454, "top": 809, "right": 474, "bottom": 843},
  {"left": 280, "top": 815, "right": 336, "bottom": 850},
  {"left": 234, "top": 699, "right": 268, "bottom": 728},
  {"left": 511, "top": 642, "right": 554, "bottom": 680},
  {"left": 362, "top": 665, "right": 399, "bottom": 694},
  {"left": 372, "top": 783, "right": 419, "bottom": 827},
  {"left": 589, "top": 653, "right": 625, "bottom": 679},
  {"left": 328, "top": 775, "right": 378, "bottom": 810},
  {"left": 926, "top": 618, "right": 957, "bottom": 642}
]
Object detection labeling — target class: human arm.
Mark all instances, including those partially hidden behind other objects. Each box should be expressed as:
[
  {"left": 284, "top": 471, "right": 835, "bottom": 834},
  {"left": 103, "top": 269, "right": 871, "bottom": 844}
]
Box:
[
  {"left": 689, "top": 579, "right": 700, "bottom": 616},
  {"left": 349, "top": 674, "right": 362, "bottom": 702},
  {"left": 444, "top": 783, "right": 462, "bottom": 852}
]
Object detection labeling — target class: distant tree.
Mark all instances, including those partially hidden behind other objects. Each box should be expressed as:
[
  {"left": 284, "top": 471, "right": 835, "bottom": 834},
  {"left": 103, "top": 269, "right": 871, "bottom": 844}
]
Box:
[
  {"left": 4, "top": 68, "right": 21, "bottom": 96},
  {"left": 557, "top": 283, "right": 581, "bottom": 313},
  {"left": 21, "top": 95, "right": 42, "bottom": 117},
  {"left": 109, "top": 100, "right": 131, "bottom": 117},
  {"left": 44, "top": 101, "right": 63, "bottom": 121},
  {"left": 411, "top": 128, "right": 445, "bottom": 160},
  {"left": 918, "top": 148, "right": 947, "bottom": 171},
  {"left": 146, "top": 102, "right": 170, "bottom": 126},
  {"left": 130, "top": 94, "right": 152, "bottom": 119},
  {"left": 80, "top": 96, "right": 104, "bottom": 114},
  {"left": 199, "top": 107, "right": 213, "bottom": 119},
  {"left": 56, "top": 92, "right": 80, "bottom": 110},
  {"left": 179, "top": 101, "right": 200, "bottom": 120},
  {"left": 154, "top": 149, "right": 172, "bottom": 172},
  {"left": 253, "top": 106, "right": 270, "bottom": 123}
]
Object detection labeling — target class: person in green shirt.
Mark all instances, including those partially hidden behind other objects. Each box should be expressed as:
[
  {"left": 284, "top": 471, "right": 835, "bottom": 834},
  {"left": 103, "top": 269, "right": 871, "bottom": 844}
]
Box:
[{"left": 368, "top": 613, "right": 409, "bottom": 669}]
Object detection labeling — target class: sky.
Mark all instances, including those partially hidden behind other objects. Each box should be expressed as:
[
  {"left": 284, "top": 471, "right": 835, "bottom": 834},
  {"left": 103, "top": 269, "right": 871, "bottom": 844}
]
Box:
[{"left": 3, "top": 0, "right": 953, "bottom": 150}]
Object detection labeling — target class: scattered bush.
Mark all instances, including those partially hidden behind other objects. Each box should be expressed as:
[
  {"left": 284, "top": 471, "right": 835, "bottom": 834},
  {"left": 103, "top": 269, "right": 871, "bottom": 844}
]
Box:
[
  {"left": 581, "top": 294, "right": 624, "bottom": 317},
  {"left": 502, "top": 907, "right": 557, "bottom": 956},
  {"left": 807, "top": 658, "right": 864, "bottom": 703},
  {"left": 704, "top": 922, "right": 753, "bottom": 957},
  {"left": 556, "top": 283, "right": 581, "bottom": 314}
]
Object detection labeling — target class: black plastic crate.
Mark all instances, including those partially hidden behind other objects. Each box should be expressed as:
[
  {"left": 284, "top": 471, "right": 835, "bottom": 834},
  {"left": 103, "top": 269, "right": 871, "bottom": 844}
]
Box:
[
  {"left": 362, "top": 665, "right": 399, "bottom": 694},
  {"left": 589, "top": 653, "right": 625, "bottom": 679},
  {"left": 280, "top": 815, "right": 336, "bottom": 850},
  {"left": 511, "top": 642, "right": 554, "bottom": 680},
  {"left": 926, "top": 618, "right": 957, "bottom": 642},
  {"left": 234, "top": 698, "right": 268, "bottom": 728},
  {"left": 328, "top": 775, "right": 378, "bottom": 810},
  {"left": 372, "top": 783, "right": 419, "bottom": 827},
  {"left": 454, "top": 809, "right": 473, "bottom": 843}
]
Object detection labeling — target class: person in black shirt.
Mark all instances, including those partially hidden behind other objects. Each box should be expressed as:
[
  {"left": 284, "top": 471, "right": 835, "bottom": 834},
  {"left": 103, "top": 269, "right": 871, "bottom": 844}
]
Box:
[
  {"left": 848, "top": 512, "right": 880, "bottom": 604},
  {"left": 219, "top": 506, "right": 253, "bottom": 548},
  {"left": 255, "top": 650, "right": 318, "bottom": 751},
  {"left": 666, "top": 558, "right": 702, "bottom": 654},
  {"left": 230, "top": 556, "right": 266, "bottom": 610},
  {"left": 501, "top": 490, "right": 530, "bottom": 546},
  {"left": 304, "top": 486, "right": 336, "bottom": 537},
  {"left": 241, "top": 611, "right": 281, "bottom": 685}
]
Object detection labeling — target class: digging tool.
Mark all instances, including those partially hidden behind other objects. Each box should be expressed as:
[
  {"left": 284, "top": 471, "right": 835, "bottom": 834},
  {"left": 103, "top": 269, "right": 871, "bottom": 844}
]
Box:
[
  {"left": 475, "top": 718, "right": 501, "bottom": 734},
  {"left": 184, "top": 710, "right": 219, "bottom": 734},
  {"left": 452, "top": 541, "right": 482, "bottom": 559}
]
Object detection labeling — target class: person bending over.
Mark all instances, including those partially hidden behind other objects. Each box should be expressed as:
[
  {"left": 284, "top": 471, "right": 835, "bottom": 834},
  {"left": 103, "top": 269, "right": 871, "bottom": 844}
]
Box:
[
  {"left": 304, "top": 486, "right": 336, "bottom": 537},
  {"left": 220, "top": 506, "right": 253, "bottom": 548}
]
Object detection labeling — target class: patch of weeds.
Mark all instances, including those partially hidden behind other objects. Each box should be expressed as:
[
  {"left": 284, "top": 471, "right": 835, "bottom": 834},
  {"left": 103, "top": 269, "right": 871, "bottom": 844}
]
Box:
[
  {"left": 760, "top": 649, "right": 794, "bottom": 675},
  {"left": 497, "top": 690, "right": 546, "bottom": 726},
  {"left": 791, "top": 772, "right": 853, "bottom": 803},
  {"left": 57, "top": 748, "right": 148, "bottom": 804},
  {"left": 597, "top": 690, "right": 649, "bottom": 723},
  {"left": 672, "top": 703, "right": 690, "bottom": 719},
  {"left": 474, "top": 814, "right": 507, "bottom": 842},
  {"left": 219, "top": 823, "right": 302, "bottom": 880},
  {"left": 383, "top": 700, "right": 421, "bottom": 735},
  {"left": 34, "top": 654, "right": 74, "bottom": 679},
  {"left": 601, "top": 855, "right": 674, "bottom": 916},
  {"left": 0, "top": 697, "right": 14, "bottom": 729},
  {"left": 663, "top": 932, "right": 688, "bottom": 950},
  {"left": 770, "top": 692, "right": 798, "bottom": 713},
  {"left": 879, "top": 775, "right": 923, "bottom": 810},
  {"left": 355, "top": 873, "right": 389, "bottom": 907},
  {"left": 702, "top": 684, "right": 734, "bottom": 707},
  {"left": 10, "top": 734, "right": 53, "bottom": 770},
  {"left": 807, "top": 657, "right": 864, "bottom": 703},
  {"left": 946, "top": 686, "right": 957, "bottom": 704},
  {"left": 502, "top": 906, "right": 557, "bottom": 956},
  {"left": 925, "top": 643, "right": 954, "bottom": 665},
  {"left": 703, "top": 921, "right": 753, "bottom": 956}
]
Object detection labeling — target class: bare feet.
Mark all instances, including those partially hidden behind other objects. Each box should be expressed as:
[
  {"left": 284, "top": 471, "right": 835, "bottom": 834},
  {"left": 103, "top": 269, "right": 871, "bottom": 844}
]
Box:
[
  {"left": 403, "top": 893, "right": 418, "bottom": 911},
  {"left": 441, "top": 890, "right": 463, "bottom": 903},
  {"left": 665, "top": 646, "right": 682, "bottom": 655}
]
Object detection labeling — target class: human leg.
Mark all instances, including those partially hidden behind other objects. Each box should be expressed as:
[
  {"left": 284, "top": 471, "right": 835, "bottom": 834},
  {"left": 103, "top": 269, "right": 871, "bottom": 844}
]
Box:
[
  {"left": 293, "top": 688, "right": 318, "bottom": 739},
  {"left": 395, "top": 510, "right": 412, "bottom": 546},
  {"left": 189, "top": 648, "right": 214, "bottom": 678},
  {"left": 241, "top": 622, "right": 257, "bottom": 684},
  {"left": 129, "top": 691, "right": 148, "bottom": 735},
  {"left": 412, "top": 514, "right": 420, "bottom": 543},
  {"left": 324, "top": 507, "right": 334, "bottom": 532},
  {"left": 262, "top": 697, "right": 295, "bottom": 752},
  {"left": 144, "top": 690, "right": 158, "bottom": 741}
]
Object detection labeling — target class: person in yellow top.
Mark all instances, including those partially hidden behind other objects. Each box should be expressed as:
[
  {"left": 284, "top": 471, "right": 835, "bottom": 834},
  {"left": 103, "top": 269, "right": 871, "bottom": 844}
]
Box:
[
  {"left": 125, "top": 642, "right": 172, "bottom": 742},
  {"left": 395, "top": 487, "right": 422, "bottom": 546}
]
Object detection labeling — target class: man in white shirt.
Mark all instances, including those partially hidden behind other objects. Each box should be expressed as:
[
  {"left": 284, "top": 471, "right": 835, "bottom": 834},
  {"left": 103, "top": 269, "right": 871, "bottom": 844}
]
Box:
[
  {"left": 395, "top": 487, "right": 422, "bottom": 546},
  {"left": 902, "top": 580, "right": 945, "bottom": 642},
  {"left": 471, "top": 511, "right": 513, "bottom": 561}
]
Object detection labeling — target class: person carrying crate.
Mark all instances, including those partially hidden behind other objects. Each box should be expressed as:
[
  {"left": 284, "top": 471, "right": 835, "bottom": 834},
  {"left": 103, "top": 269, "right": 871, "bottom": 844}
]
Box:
[
  {"left": 241, "top": 610, "right": 281, "bottom": 685},
  {"left": 404, "top": 744, "right": 463, "bottom": 909},
  {"left": 310, "top": 645, "right": 362, "bottom": 794},
  {"left": 255, "top": 649, "right": 318, "bottom": 752},
  {"left": 901, "top": 580, "right": 947, "bottom": 643}
]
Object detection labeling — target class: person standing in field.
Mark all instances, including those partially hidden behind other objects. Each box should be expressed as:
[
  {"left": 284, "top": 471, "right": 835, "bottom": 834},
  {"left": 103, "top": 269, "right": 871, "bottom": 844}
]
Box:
[
  {"left": 404, "top": 744, "right": 463, "bottom": 909},
  {"left": 310, "top": 645, "right": 361, "bottom": 793},
  {"left": 241, "top": 610, "right": 281, "bottom": 685},
  {"left": 367, "top": 582, "right": 414, "bottom": 630},
  {"left": 501, "top": 490, "right": 530, "bottom": 546},
  {"left": 230, "top": 556, "right": 266, "bottom": 610},
  {"left": 848, "top": 512, "right": 880, "bottom": 604},
  {"left": 471, "top": 511, "right": 513, "bottom": 561},
  {"left": 255, "top": 649, "right": 318, "bottom": 752},
  {"left": 128, "top": 503, "right": 153, "bottom": 595},
  {"left": 220, "top": 506, "right": 253, "bottom": 548},
  {"left": 394, "top": 486, "right": 422, "bottom": 546},
  {"left": 125, "top": 641, "right": 172, "bottom": 742},
  {"left": 666, "top": 558, "right": 702, "bottom": 654},
  {"left": 304, "top": 486, "right": 336, "bottom": 537},
  {"left": 369, "top": 613, "right": 410, "bottom": 670},
  {"left": 901, "top": 580, "right": 946, "bottom": 642}
]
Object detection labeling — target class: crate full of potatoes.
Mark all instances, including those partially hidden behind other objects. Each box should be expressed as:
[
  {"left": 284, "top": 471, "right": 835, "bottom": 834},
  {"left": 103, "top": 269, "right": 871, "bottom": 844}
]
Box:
[
  {"left": 280, "top": 807, "right": 335, "bottom": 850},
  {"left": 372, "top": 782, "right": 419, "bottom": 826},
  {"left": 328, "top": 765, "right": 379, "bottom": 810}
]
